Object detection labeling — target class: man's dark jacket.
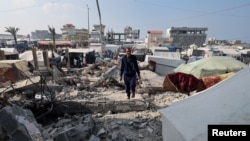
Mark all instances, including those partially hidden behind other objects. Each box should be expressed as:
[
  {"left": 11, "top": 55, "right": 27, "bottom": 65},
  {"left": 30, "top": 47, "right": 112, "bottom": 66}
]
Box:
[{"left": 120, "top": 55, "right": 140, "bottom": 77}]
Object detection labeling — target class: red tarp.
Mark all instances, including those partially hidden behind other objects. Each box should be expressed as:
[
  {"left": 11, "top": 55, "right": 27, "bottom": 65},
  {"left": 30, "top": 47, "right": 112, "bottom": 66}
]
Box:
[
  {"left": 166, "top": 72, "right": 205, "bottom": 95},
  {"left": 37, "top": 40, "right": 71, "bottom": 47},
  {"left": 163, "top": 72, "right": 234, "bottom": 95}
]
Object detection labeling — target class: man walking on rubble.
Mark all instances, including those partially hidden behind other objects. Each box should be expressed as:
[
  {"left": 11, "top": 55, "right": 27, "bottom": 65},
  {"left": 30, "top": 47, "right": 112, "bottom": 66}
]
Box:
[{"left": 120, "top": 47, "right": 141, "bottom": 100}]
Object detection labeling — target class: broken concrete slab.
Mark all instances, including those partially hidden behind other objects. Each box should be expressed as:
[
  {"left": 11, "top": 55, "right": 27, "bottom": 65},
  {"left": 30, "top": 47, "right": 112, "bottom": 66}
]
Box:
[
  {"left": 52, "top": 114, "right": 95, "bottom": 141},
  {"left": 0, "top": 106, "right": 45, "bottom": 141},
  {"left": 0, "top": 76, "right": 40, "bottom": 94}
]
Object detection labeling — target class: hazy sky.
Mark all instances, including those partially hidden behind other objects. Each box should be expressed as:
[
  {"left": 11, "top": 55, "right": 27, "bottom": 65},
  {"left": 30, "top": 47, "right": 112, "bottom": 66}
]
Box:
[{"left": 1, "top": 0, "right": 250, "bottom": 43}]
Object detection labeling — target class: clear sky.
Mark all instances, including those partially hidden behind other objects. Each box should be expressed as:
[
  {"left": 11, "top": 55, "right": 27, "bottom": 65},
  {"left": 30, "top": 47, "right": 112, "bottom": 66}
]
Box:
[{"left": 1, "top": 0, "right": 250, "bottom": 43}]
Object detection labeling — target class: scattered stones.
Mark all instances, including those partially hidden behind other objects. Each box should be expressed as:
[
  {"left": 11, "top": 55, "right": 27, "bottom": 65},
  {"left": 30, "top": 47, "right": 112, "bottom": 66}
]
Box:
[{"left": 0, "top": 61, "right": 191, "bottom": 141}]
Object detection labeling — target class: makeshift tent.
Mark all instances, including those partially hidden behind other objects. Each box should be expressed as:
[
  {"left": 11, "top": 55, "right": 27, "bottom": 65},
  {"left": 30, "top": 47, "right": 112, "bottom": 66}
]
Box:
[
  {"left": 19, "top": 50, "right": 59, "bottom": 61},
  {"left": 159, "top": 66, "right": 250, "bottom": 141},
  {"left": 0, "top": 48, "right": 19, "bottom": 59},
  {"left": 67, "top": 48, "right": 96, "bottom": 66},
  {"left": 0, "top": 48, "right": 18, "bottom": 55},
  {"left": 174, "top": 56, "right": 247, "bottom": 78},
  {"left": 201, "top": 72, "right": 234, "bottom": 89},
  {"left": 162, "top": 71, "right": 235, "bottom": 95},
  {"left": 0, "top": 60, "right": 32, "bottom": 85},
  {"left": 163, "top": 72, "right": 205, "bottom": 95},
  {"left": 145, "top": 55, "right": 185, "bottom": 75},
  {"left": 218, "top": 48, "right": 241, "bottom": 57},
  {"left": 19, "top": 50, "right": 60, "bottom": 67},
  {"left": 187, "top": 56, "right": 203, "bottom": 63}
]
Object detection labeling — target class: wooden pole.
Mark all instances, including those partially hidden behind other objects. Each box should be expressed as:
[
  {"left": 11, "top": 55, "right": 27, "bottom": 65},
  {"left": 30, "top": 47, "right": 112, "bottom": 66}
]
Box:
[
  {"left": 66, "top": 48, "right": 70, "bottom": 69},
  {"left": 0, "top": 50, "right": 5, "bottom": 60},
  {"left": 43, "top": 50, "right": 50, "bottom": 68},
  {"left": 32, "top": 48, "right": 39, "bottom": 70}
]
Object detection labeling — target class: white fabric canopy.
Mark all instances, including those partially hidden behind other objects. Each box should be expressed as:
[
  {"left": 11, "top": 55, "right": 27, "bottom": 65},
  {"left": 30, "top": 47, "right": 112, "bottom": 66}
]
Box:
[
  {"left": 159, "top": 66, "right": 250, "bottom": 141},
  {"left": 19, "top": 50, "right": 59, "bottom": 62}
]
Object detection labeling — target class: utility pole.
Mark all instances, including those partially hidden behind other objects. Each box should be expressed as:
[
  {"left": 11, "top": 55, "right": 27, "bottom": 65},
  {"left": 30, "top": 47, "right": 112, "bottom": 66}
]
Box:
[
  {"left": 86, "top": 4, "right": 90, "bottom": 48},
  {"left": 96, "top": 0, "right": 103, "bottom": 58}
]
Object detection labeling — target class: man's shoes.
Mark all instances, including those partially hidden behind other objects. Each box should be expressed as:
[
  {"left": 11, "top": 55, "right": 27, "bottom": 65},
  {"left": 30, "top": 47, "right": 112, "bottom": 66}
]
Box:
[
  {"left": 127, "top": 96, "right": 130, "bottom": 100},
  {"left": 132, "top": 93, "right": 135, "bottom": 98}
]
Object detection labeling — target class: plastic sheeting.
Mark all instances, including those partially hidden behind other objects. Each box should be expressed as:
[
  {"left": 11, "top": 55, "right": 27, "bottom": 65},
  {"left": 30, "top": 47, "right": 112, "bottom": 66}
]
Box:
[
  {"left": 159, "top": 66, "right": 250, "bottom": 141},
  {"left": 174, "top": 56, "right": 247, "bottom": 78}
]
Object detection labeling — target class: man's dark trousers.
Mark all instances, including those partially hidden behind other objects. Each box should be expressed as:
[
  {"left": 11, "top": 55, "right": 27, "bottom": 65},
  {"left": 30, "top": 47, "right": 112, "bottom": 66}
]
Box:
[{"left": 124, "top": 75, "right": 136, "bottom": 97}]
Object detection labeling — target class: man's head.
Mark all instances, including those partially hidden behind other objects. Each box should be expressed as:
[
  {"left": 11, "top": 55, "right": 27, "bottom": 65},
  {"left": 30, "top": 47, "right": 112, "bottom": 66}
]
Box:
[{"left": 126, "top": 48, "right": 132, "bottom": 57}]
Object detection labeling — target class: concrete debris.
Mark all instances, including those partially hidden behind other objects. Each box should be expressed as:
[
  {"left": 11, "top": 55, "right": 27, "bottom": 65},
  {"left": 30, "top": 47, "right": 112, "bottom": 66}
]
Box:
[
  {"left": 0, "top": 59, "right": 191, "bottom": 141},
  {"left": 88, "top": 135, "right": 100, "bottom": 141},
  {"left": 0, "top": 106, "right": 44, "bottom": 141}
]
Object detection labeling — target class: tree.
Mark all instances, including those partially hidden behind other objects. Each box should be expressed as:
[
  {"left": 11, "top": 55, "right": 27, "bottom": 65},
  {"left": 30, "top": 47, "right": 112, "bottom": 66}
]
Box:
[
  {"left": 5, "top": 26, "right": 19, "bottom": 48},
  {"left": 48, "top": 25, "right": 56, "bottom": 55}
]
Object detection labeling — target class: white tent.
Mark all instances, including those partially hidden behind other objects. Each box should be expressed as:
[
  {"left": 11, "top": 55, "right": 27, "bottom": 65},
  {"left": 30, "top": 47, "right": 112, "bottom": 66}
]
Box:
[
  {"left": 218, "top": 48, "right": 241, "bottom": 57},
  {"left": 19, "top": 50, "right": 60, "bottom": 62},
  {"left": 0, "top": 48, "right": 18, "bottom": 55},
  {"left": 159, "top": 66, "right": 250, "bottom": 141},
  {"left": 19, "top": 50, "right": 60, "bottom": 66}
]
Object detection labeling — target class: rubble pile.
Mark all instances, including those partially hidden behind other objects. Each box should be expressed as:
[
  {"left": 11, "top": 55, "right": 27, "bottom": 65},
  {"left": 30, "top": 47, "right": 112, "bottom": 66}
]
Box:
[{"left": 0, "top": 60, "right": 189, "bottom": 141}]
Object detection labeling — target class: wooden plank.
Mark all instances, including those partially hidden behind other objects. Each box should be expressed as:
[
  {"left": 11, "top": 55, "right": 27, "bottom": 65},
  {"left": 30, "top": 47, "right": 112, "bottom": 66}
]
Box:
[{"left": 0, "top": 76, "right": 40, "bottom": 93}]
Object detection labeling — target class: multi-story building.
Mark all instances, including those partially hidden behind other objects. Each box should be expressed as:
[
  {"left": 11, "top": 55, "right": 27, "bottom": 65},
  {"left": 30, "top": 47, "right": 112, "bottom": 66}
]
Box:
[
  {"left": 90, "top": 24, "right": 106, "bottom": 43},
  {"left": 31, "top": 30, "right": 61, "bottom": 40},
  {"left": 61, "top": 24, "right": 88, "bottom": 41},
  {"left": 106, "top": 26, "right": 139, "bottom": 43},
  {"left": 166, "top": 27, "right": 208, "bottom": 47},
  {"left": 124, "top": 26, "right": 140, "bottom": 40},
  {"left": 146, "top": 30, "right": 163, "bottom": 48},
  {"left": 146, "top": 30, "right": 172, "bottom": 48}
]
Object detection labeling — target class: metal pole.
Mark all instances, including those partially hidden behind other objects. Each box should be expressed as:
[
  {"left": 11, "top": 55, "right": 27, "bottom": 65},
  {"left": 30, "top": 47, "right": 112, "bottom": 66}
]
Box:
[
  {"left": 86, "top": 4, "right": 90, "bottom": 48},
  {"left": 96, "top": 0, "right": 103, "bottom": 58}
]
